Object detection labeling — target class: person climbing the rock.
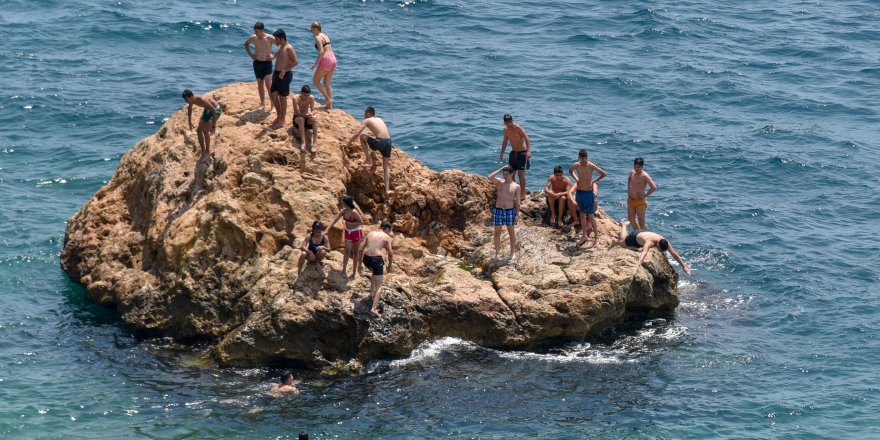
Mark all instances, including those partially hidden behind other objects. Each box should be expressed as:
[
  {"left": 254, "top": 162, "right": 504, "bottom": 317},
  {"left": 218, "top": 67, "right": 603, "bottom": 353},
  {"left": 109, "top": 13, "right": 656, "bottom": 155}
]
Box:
[
  {"left": 298, "top": 220, "right": 330, "bottom": 275},
  {"left": 271, "top": 370, "right": 300, "bottom": 394},
  {"left": 269, "top": 28, "right": 298, "bottom": 129},
  {"left": 292, "top": 85, "right": 318, "bottom": 152},
  {"left": 627, "top": 157, "right": 657, "bottom": 232},
  {"left": 569, "top": 149, "right": 607, "bottom": 247},
  {"left": 544, "top": 165, "right": 578, "bottom": 227},
  {"left": 243, "top": 21, "right": 275, "bottom": 111},
  {"left": 345, "top": 106, "right": 394, "bottom": 196},
  {"left": 499, "top": 113, "right": 531, "bottom": 198},
  {"left": 609, "top": 220, "right": 691, "bottom": 275},
  {"left": 325, "top": 195, "right": 364, "bottom": 279},
  {"left": 488, "top": 165, "right": 521, "bottom": 261},
  {"left": 360, "top": 221, "right": 394, "bottom": 318},
  {"left": 182, "top": 89, "right": 221, "bottom": 162}
]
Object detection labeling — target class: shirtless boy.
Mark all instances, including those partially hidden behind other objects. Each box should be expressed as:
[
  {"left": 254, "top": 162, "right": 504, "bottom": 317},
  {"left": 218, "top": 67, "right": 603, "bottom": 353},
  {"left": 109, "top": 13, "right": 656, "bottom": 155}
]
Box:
[
  {"left": 499, "top": 113, "right": 532, "bottom": 198},
  {"left": 360, "top": 221, "right": 394, "bottom": 318},
  {"left": 244, "top": 22, "right": 275, "bottom": 110},
  {"left": 627, "top": 157, "right": 657, "bottom": 231},
  {"left": 182, "top": 89, "right": 221, "bottom": 161},
  {"left": 269, "top": 29, "right": 298, "bottom": 129},
  {"left": 569, "top": 149, "right": 607, "bottom": 246},
  {"left": 346, "top": 106, "right": 394, "bottom": 196},
  {"left": 544, "top": 165, "right": 578, "bottom": 227},
  {"left": 488, "top": 165, "right": 521, "bottom": 260},
  {"left": 609, "top": 221, "right": 691, "bottom": 275},
  {"left": 292, "top": 85, "right": 318, "bottom": 152},
  {"left": 271, "top": 371, "right": 300, "bottom": 394}
]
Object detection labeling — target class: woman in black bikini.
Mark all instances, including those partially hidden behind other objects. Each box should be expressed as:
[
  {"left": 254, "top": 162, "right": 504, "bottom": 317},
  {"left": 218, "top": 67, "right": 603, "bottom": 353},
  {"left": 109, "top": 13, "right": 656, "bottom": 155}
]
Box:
[
  {"left": 325, "top": 195, "right": 364, "bottom": 279},
  {"left": 298, "top": 220, "right": 330, "bottom": 275},
  {"left": 310, "top": 21, "right": 336, "bottom": 109}
]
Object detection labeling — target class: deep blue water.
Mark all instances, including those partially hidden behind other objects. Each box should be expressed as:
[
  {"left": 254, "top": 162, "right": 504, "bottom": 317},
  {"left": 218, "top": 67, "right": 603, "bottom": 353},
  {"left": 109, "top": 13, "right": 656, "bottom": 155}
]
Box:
[{"left": 2, "top": 0, "right": 879, "bottom": 437}]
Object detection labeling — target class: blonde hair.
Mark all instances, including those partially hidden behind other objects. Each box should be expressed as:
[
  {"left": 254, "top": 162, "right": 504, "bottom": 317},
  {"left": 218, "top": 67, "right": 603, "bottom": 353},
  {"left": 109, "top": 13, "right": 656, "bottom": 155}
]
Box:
[{"left": 311, "top": 21, "right": 322, "bottom": 31}]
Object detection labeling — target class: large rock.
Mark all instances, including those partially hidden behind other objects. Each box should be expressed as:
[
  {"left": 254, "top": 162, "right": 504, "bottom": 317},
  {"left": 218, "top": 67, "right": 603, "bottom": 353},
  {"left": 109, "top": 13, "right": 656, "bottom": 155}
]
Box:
[{"left": 61, "top": 82, "right": 679, "bottom": 369}]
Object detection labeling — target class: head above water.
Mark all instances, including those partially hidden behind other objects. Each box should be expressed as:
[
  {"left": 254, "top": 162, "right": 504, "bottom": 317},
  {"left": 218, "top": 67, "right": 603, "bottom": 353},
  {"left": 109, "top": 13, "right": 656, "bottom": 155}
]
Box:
[
  {"left": 311, "top": 220, "right": 324, "bottom": 232},
  {"left": 273, "top": 29, "right": 287, "bottom": 42},
  {"left": 301, "top": 85, "right": 311, "bottom": 95},
  {"left": 342, "top": 195, "right": 355, "bottom": 209},
  {"left": 181, "top": 89, "right": 194, "bottom": 101},
  {"left": 364, "top": 106, "right": 376, "bottom": 117},
  {"left": 253, "top": 22, "right": 265, "bottom": 31},
  {"left": 380, "top": 220, "right": 392, "bottom": 231},
  {"left": 553, "top": 165, "right": 564, "bottom": 175},
  {"left": 280, "top": 370, "right": 293, "bottom": 384},
  {"left": 659, "top": 239, "right": 669, "bottom": 252},
  {"left": 633, "top": 157, "right": 644, "bottom": 167}
]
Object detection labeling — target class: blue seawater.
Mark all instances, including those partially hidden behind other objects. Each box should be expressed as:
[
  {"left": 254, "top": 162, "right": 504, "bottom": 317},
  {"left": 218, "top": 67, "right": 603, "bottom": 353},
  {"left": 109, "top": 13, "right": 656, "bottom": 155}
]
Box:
[{"left": 1, "top": 0, "right": 878, "bottom": 438}]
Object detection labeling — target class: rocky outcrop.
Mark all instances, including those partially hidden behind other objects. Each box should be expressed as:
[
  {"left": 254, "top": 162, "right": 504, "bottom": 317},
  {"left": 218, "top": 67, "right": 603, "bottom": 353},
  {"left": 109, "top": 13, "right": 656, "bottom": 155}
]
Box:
[{"left": 61, "top": 82, "right": 679, "bottom": 369}]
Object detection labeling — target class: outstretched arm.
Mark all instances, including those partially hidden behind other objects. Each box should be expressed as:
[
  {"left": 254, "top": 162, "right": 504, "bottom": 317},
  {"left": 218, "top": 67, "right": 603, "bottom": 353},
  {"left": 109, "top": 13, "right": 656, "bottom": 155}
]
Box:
[
  {"left": 325, "top": 210, "right": 344, "bottom": 234},
  {"left": 667, "top": 245, "right": 691, "bottom": 275},
  {"left": 187, "top": 104, "right": 193, "bottom": 130},
  {"left": 499, "top": 133, "right": 509, "bottom": 163},
  {"left": 346, "top": 123, "right": 367, "bottom": 146},
  {"left": 638, "top": 241, "right": 654, "bottom": 266}
]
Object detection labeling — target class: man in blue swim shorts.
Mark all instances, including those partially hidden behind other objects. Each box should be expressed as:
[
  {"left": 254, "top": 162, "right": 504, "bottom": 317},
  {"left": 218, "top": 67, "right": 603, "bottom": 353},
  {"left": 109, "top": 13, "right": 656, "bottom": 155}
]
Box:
[
  {"left": 569, "top": 148, "right": 607, "bottom": 247},
  {"left": 488, "top": 165, "right": 521, "bottom": 260}
]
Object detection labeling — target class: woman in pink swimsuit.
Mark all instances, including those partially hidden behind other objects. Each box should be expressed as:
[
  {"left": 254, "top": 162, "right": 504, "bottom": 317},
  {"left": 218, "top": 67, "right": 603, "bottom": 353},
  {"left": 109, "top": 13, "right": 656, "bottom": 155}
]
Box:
[
  {"left": 325, "top": 195, "right": 363, "bottom": 279},
  {"left": 310, "top": 21, "right": 337, "bottom": 109}
]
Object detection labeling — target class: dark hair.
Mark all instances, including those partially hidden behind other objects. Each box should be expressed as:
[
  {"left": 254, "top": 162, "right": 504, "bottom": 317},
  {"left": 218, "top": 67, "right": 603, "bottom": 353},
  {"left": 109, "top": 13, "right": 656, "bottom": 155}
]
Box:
[
  {"left": 365, "top": 106, "right": 376, "bottom": 116},
  {"left": 553, "top": 165, "right": 563, "bottom": 174},
  {"left": 253, "top": 22, "right": 264, "bottom": 30},
  {"left": 578, "top": 148, "right": 588, "bottom": 158},
  {"left": 312, "top": 220, "right": 324, "bottom": 231},
  {"left": 342, "top": 195, "right": 355, "bottom": 209},
  {"left": 658, "top": 239, "right": 669, "bottom": 252},
  {"left": 380, "top": 221, "right": 392, "bottom": 230},
  {"left": 503, "top": 113, "right": 513, "bottom": 122},
  {"left": 280, "top": 370, "right": 293, "bottom": 382},
  {"left": 501, "top": 165, "right": 513, "bottom": 174},
  {"left": 298, "top": 433, "right": 309, "bottom": 440},
  {"left": 301, "top": 85, "right": 311, "bottom": 94},
  {"left": 273, "top": 29, "right": 286, "bottom": 40},
  {"left": 181, "top": 89, "right": 194, "bottom": 99},
  {"left": 634, "top": 157, "right": 644, "bottom": 166}
]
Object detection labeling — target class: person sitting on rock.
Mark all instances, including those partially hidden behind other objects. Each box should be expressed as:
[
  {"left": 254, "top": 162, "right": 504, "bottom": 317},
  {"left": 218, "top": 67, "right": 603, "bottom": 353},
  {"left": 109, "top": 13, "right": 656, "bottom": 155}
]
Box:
[
  {"left": 608, "top": 220, "right": 691, "bottom": 275},
  {"left": 325, "top": 195, "right": 364, "bottom": 279},
  {"left": 544, "top": 165, "right": 578, "bottom": 227},
  {"left": 488, "top": 165, "right": 521, "bottom": 261},
  {"left": 181, "top": 89, "right": 222, "bottom": 162},
  {"left": 292, "top": 85, "right": 318, "bottom": 153},
  {"left": 345, "top": 106, "right": 394, "bottom": 196},
  {"left": 298, "top": 220, "right": 331, "bottom": 275},
  {"left": 360, "top": 221, "right": 394, "bottom": 318},
  {"left": 271, "top": 370, "right": 300, "bottom": 394}
]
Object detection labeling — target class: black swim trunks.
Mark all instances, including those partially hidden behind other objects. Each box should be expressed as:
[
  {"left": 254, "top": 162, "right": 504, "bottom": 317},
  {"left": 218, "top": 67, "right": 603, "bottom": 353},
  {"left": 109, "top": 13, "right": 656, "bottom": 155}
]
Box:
[
  {"left": 367, "top": 137, "right": 393, "bottom": 158},
  {"left": 508, "top": 150, "right": 530, "bottom": 171},
  {"left": 624, "top": 231, "right": 640, "bottom": 248},
  {"left": 270, "top": 70, "right": 292, "bottom": 96},
  {"left": 363, "top": 255, "right": 385, "bottom": 275},
  {"left": 293, "top": 116, "right": 314, "bottom": 130},
  {"left": 253, "top": 60, "right": 272, "bottom": 79}
]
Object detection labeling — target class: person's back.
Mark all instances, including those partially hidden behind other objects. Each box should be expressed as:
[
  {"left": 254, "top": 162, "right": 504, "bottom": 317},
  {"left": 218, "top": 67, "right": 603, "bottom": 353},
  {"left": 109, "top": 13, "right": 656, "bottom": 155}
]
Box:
[
  {"left": 363, "top": 116, "right": 390, "bottom": 139},
  {"left": 363, "top": 229, "right": 390, "bottom": 256}
]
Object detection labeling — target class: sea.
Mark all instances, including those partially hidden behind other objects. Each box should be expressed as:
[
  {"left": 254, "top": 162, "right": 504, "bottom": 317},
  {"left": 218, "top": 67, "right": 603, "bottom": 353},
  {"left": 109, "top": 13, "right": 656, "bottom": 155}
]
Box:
[{"left": 1, "top": 0, "right": 878, "bottom": 438}]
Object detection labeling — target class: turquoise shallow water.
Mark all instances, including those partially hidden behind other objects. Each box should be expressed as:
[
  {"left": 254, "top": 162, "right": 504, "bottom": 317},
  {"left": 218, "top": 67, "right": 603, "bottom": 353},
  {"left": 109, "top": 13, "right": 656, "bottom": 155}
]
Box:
[{"left": 1, "top": 0, "right": 879, "bottom": 438}]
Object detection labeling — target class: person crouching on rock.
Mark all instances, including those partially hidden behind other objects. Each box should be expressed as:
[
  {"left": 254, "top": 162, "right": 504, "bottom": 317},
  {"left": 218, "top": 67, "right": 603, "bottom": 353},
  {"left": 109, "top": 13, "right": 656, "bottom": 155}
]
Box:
[
  {"left": 325, "top": 195, "right": 364, "bottom": 279},
  {"left": 298, "top": 220, "right": 331, "bottom": 275},
  {"left": 271, "top": 370, "right": 300, "bottom": 395},
  {"left": 489, "top": 165, "right": 521, "bottom": 261},
  {"left": 360, "top": 221, "right": 394, "bottom": 318},
  {"left": 544, "top": 165, "right": 578, "bottom": 228},
  {"left": 608, "top": 220, "right": 691, "bottom": 275},
  {"left": 182, "top": 89, "right": 222, "bottom": 162}
]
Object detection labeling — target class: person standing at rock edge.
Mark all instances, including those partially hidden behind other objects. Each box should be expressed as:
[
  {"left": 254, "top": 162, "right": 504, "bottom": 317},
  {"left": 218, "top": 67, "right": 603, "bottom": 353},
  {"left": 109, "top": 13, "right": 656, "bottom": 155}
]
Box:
[
  {"left": 627, "top": 157, "right": 657, "bottom": 231},
  {"left": 325, "top": 195, "right": 364, "bottom": 279},
  {"left": 609, "top": 220, "right": 691, "bottom": 275},
  {"left": 292, "top": 85, "right": 318, "bottom": 152},
  {"left": 360, "top": 221, "right": 394, "bottom": 318},
  {"left": 569, "top": 149, "right": 607, "bottom": 247},
  {"left": 271, "top": 370, "right": 300, "bottom": 394},
  {"left": 182, "top": 89, "right": 221, "bottom": 162},
  {"left": 346, "top": 106, "right": 394, "bottom": 196},
  {"left": 244, "top": 22, "right": 275, "bottom": 111},
  {"left": 544, "top": 165, "right": 578, "bottom": 228},
  {"left": 309, "top": 21, "right": 336, "bottom": 109},
  {"left": 298, "top": 220, "right": 331, "bottom": 275},
  {"left": 269, "top": 29, "right": 298, "bottom": 130},
  {"left": 499, "top": 113, "right": 531, "bottom": 198},
  {"left": 489, "top": 165, "right": 521, "bottom": 260}
]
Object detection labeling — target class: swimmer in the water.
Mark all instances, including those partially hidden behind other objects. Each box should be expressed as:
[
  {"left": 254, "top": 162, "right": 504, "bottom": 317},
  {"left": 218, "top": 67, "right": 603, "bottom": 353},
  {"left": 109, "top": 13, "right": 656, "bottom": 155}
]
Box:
[{"left": 271, "top": 370, "right": 300, "bottom": 394}]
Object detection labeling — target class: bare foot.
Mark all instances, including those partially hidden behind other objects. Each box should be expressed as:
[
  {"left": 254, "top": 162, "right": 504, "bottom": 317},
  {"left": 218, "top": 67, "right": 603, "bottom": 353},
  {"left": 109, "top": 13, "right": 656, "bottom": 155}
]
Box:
[
  {"left": 369, "top": 308, "right": 381, "bottom": 318},
  {"left": 509, "top": 253, "right": 517, "bottom": 261},
  {"left": 325, "top": 99, "right": 332, "bottom": 110},
  {"left": 310, "top": 144, "right": 318, "bottom": 153},
  {"left": 384, "top": 189, "right": 395, "bottom": 197},
  {"left": 575, "top": 236, "right": 588, "bottom": 247},
  {"left": 300, "top": 143, "right": 308, "bottom": 151},
  {"left": 550, "top": 218, "right": 557, "bottom": 227},
  {"left": 269, "top": 121, "right": 284, "bottom": 130}
]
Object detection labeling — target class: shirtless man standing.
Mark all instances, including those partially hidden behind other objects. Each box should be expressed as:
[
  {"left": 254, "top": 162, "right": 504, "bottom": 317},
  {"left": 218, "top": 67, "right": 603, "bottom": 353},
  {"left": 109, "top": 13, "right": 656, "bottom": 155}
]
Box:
[
  {"left": 569, "top": 149, "right": 607, "bottom": 246},
  {"left": 269, "top": 29, "right": 297, "bottom": 129},
  {"left": 627, "top": 157, "right": 657, "bottom": 231},
  {"left": 609, "top": 221, "right": 691, "bottom": 275},
  {"left": 360, "top": 221, "right": 394, "bottom": 318},
  {"left": 499, "top": 113, "right": 532, "bottom": 198},
  {"left": 544, "top": 165, "right": 578, "bottom": 227},
  {"left": 488, "top": 165, "right": 521, "bottom": 260},
  {"left": 182, "top": 89, "right": 221, "bottom": 161},
  {"left": 244, "top": 22, "right": 275, "bottom": 111},
  {"left": 346, "top": 106, "right": 394, "bottom": 196},
  {"left": 270, "top": 371, "right": 300, "bottom": 394},
  {"left": 292, "top": 85, "right": 318, "bottom": 152}
]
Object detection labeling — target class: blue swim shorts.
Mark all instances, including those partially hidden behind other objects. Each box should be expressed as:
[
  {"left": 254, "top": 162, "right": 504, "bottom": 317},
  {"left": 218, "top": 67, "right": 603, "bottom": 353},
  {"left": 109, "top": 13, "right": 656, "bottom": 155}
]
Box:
[
  {"left": 493, "top": 207, "right": 517, "bottom": 226},
  {"left": 575, "top": 190, "right": 596, "bottom": 215}
]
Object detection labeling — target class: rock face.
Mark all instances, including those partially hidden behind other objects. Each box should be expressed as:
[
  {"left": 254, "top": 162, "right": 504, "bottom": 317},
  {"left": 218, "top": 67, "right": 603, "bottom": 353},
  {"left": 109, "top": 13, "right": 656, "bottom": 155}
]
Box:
[{"left": 61, "top": 82, "right": 679, "bottom": 369}]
